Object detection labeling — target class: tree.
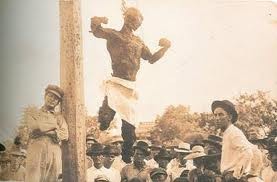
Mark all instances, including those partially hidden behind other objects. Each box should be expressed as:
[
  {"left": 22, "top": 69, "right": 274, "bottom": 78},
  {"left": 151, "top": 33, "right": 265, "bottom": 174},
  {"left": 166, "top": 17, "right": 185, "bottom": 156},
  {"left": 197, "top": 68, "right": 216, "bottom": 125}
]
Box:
[
  {"left": 150, "top": 105, "right": 207, "bottom": 145},
  {"left": 235, "top": 91, "right": 277, "bottom": 137}
]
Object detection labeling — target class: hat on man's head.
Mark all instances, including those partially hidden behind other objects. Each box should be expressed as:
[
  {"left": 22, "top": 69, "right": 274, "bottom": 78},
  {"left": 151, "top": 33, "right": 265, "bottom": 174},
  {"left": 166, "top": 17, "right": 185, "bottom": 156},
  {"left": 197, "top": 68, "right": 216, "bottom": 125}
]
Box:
[
  {"left": 154, "top": 148, "right": 172, "bottom": 161},
  {"left": 0, "top": 143, "right": 5, "bottom": 152},
  {"left": 203, "top": 135, "right": 222, "bottom": 148},
  {"left": 149, "top": 140, "right": 163, "bottom": 150},
  {"left": 86, "top": 134, "right": 97, "bottom": 143},
  {"left": 174, "top": 142, "right": 191, "bottom": 153},
  {"left": 109, "top": 135, "right": 123, "bottom": 144},
  {"left": 180, "top": 170, "right": 190, "bottom": 178},
  {"left": 10, "top": 149, "right": 27, "bottom": 158},
  {"left": 103, "top": 145, "right": 121, "bottom": 156},
  {"left": 86, "top": 143, "right": 104, "bottom": 156},
  {"left": 150, "top": 168, "right": 168, "bottom": 179},
  {"left": 204, "top": 148, "right": 221, "bottom": 159},
  {"left": 211, "top": 100, "right": 238, "bottom": 123},
  {"left": 184, "top": 145, "right": 206, "bottom": 160},
  {"left": 45, "top": 84, "right": 64, "bottom": 100},
  {"left": 190, "top": 141, "right": 205, "bottom": 150},
  {"left": 133, "top": 141, "right": 150, "bottom": 156},
  {"left": 94, "top": 174, "right": 110, "bottom": 182}
]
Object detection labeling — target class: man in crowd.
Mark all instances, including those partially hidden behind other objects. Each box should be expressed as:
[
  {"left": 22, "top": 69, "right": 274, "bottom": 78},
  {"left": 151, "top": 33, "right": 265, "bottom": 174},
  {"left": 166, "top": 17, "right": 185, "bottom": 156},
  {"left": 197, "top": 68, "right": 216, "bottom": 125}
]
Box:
[
  {"left": 150, "top": 168, "right": 169, "bottom": 182},
  {"left": 154, "top": 148, "right": 173, "bottom": 181},
  {"left": 90, "top": 6, "right": 171, "bottom": 163},
  {"left": 168, "top": 142, "right": 193, "bottom": 180},
  {"left": 25, "top": 85, "right": 69, "bottom": 182},
  {"left": 0, "top": 149, "right": 27, "bottom": 181},
  {"left": 203, "top": 134, "right": 222, "bottom": 154},
  {"left": 120, "top": 141, "right": 152, "bottom": 181},
  {"left": 109, "top": 136, "right": 126, "bottom": 171},
  {"left": 261, "top": 128, "right": 277, "bottom": 182},
  {"left": 185, "top": 145, "right": 206, "bottom": 182},
  {"left": 103, "top": 144, "right": 121, "bottom": 180},
  {"left": 203, "top": 148, "right": 222, "bottom": 182},
  {"left": 86, "top": 134, "right": 98, "bottom": 169},
  {"left": 87, "top": 143, "right": 117, "bottom": 182},
  {"left": 103, "top": 144, "right": 121, "bottom": 169},
  {"left": 146, "top": 143, "right": 162, "bottom": 168},
  {"left": 211, "top": 100, "right": 263, "bottom": 182}
]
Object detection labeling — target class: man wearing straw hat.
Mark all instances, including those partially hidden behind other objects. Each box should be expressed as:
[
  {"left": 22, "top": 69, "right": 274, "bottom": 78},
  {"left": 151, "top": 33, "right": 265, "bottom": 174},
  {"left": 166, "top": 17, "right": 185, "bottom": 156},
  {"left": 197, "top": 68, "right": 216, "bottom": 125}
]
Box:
[
  {"left": 211, "top": 100, "right": 263, "bottom": 182},
  {"left": 168, "top": 142, "right": 194, "bottom": 180},
  {"left": 185, "top": 145, "right": 207, "bottom": 182},
  {"left": 24, "top": 85, "right": 68, "bottom": 182},
  {"left": 90, "top": 6, "right": 171, "bottom": 163},
  {"left": 203, "top": 148, "right": 222, "bottom": 182}
]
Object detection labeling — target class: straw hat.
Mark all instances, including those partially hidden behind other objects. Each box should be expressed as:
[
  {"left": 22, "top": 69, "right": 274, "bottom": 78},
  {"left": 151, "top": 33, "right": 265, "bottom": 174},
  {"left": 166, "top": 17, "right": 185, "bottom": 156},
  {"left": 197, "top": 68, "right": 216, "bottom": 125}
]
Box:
[
  {"left": 184, "top": 145, "right": 206, "bottom": 160},
  {"left": 174, "top": 142, "right": 191, "bottom": 153}
]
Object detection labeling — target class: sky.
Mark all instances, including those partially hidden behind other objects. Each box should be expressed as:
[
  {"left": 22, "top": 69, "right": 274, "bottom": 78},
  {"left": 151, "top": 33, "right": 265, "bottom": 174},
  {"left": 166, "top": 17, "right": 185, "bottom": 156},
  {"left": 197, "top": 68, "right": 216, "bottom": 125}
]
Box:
[{"left": 1, "top": 0, "right": 277, "bottom": 141}]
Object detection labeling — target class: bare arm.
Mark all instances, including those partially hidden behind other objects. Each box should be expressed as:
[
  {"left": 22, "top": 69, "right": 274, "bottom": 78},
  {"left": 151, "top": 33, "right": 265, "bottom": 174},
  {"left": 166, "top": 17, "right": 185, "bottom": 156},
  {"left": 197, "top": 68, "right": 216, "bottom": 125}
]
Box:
[
  {"left": 141, "top": 38, "right": 171, "bottom": 64},
  {"left": 90, "top": 16, "right": 113, "bottom": 39}
]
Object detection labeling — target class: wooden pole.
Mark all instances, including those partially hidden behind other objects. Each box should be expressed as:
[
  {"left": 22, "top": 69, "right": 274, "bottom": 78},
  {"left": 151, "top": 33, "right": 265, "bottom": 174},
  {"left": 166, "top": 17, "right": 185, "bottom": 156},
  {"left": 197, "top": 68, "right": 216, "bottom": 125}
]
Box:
[{"left": 59, "top": 0, "right": 86, "bottom": 181}]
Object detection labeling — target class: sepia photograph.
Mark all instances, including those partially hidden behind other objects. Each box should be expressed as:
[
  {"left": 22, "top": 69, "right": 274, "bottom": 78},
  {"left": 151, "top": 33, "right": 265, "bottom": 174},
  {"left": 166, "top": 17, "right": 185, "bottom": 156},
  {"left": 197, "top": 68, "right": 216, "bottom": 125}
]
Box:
[{"left": 1, "top": 0, "right": 277, "bottom": 181}]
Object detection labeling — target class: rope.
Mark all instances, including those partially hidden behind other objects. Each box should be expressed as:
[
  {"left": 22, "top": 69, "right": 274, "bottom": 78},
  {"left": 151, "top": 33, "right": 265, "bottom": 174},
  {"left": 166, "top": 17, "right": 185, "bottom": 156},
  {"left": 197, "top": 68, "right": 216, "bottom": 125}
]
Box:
[{"left": 121, "top": 0, "right": 127, "bottom": 13}]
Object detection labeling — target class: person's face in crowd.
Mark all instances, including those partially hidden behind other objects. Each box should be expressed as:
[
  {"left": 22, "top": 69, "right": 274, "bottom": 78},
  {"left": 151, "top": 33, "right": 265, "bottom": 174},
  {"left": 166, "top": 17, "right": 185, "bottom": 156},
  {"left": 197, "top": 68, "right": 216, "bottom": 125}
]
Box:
[
  {"left": 86, "top": 141, "right": 94, "bottom": 150},
  {"left": 157, "top": 158, "right": 170, "bottom": 169},
  {"left": 0, "top": 161, "right": 10, "bottom": 170},
  {"left": 213, "top": 107, "right": 232, "bottom": 131},
  {"left": 268, "top": 151, "right": 277, "bottom": 171},
  {"left": 91, "top": 154, "right": 104, "bottom": 169},
  {"left": 177, "top": 153, "right": 188, "bottom": 165},
  {"left": 133, "top": 149, "right": 146, "bottom": 164},
  {"left": 151, "top": 174, "right": 167, "bottom": 182},
  {"left": 150, "top": 148, "right": 160, "bottom": 159},
  {"left": 103, "top": 153, "right": 116, "bottom": 168},
  {"left": 112, "top": 142, "right": 122, "bottom": 154},
  {"left": 44, "top": 92, "right": 60, "bottom": 109},
  {"left": 204, "top": 158, "right": 218, "bottom": 171},
  {"left": 193, "top": 157, "right": 204, "bottom": 168}
]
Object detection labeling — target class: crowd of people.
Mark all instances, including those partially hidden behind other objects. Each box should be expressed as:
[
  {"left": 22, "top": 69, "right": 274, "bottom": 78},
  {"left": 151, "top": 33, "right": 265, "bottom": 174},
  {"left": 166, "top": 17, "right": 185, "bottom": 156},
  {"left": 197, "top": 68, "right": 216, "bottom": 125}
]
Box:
[
  {"left": 84, "top": 115, "right": 277, "bottom": 182},
  {"left": 1, "top": 85, "right": 276, "bottom": 182}
]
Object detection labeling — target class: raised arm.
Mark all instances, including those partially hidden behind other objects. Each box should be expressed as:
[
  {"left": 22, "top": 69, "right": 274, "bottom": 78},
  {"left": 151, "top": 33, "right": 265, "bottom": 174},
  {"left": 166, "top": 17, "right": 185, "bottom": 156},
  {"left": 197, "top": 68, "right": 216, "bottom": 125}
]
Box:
[
  {"left": 90, "top": 16, "right": 113, "bottom": 39},
  {"left": 141, "top": 38, "right": 171, "bottom": 64}
]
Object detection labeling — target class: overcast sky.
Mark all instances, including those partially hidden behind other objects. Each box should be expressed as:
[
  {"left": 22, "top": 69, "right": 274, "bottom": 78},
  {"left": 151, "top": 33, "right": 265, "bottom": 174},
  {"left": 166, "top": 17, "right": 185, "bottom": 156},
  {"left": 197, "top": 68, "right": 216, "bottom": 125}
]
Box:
[{"left": 1, "top": 0, "right": 277, "bottom": 141}]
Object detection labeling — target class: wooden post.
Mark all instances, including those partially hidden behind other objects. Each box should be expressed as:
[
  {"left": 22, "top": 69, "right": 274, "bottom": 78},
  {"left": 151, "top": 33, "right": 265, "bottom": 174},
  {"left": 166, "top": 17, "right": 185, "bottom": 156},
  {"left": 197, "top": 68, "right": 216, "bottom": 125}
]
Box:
[{"left": 59, "top": 0, "right": 86, "bottom": 181}]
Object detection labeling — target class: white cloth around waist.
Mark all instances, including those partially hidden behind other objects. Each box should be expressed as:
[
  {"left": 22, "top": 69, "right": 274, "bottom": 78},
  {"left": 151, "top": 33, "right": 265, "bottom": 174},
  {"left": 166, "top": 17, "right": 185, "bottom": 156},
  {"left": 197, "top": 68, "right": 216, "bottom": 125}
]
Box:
[{"left": 101, "top": 76, "right": 138, "bottom": 126}]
